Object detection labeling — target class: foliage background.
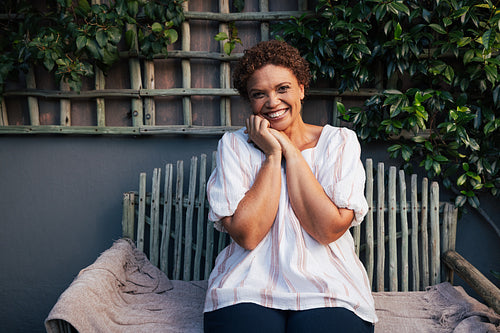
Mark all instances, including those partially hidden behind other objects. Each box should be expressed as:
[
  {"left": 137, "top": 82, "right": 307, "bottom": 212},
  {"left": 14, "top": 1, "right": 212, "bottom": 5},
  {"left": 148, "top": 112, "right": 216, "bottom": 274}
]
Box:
[{"left": 274, "top": 0, "right": 500, "bottom": 216}]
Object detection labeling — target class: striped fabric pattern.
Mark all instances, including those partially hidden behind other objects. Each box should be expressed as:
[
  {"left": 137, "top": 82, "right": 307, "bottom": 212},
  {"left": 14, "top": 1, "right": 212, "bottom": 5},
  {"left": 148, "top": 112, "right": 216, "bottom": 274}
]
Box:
[{"left": 204, "top": 125, "right": 377, "bottom": 324}]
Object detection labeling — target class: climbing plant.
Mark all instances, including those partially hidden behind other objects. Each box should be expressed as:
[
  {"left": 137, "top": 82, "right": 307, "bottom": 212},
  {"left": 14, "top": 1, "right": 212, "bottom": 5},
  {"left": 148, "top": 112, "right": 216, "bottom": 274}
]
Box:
[
  {"left": 274, "top": 0, "right": 500, "bottom": 209},
  {"left": 0, "top": 0, "right": 184, "bottom": 92}
]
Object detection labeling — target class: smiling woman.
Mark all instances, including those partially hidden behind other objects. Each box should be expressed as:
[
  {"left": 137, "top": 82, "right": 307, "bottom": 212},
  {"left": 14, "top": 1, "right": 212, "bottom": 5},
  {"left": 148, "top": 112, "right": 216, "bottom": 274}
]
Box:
[{"left": 203, "top": 40, "right": 376, "bottom": 333}]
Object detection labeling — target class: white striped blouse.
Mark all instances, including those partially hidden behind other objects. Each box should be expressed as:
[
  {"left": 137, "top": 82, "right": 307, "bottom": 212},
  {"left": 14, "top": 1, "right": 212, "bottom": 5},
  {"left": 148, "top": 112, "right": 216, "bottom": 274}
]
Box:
[{"left": 204, "top": 125, "right": 378, "bottom": 324}]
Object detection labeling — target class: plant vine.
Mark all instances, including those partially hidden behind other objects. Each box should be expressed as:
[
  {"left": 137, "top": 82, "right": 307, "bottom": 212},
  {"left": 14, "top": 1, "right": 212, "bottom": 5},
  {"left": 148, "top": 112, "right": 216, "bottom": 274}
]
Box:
[
  {"left": 274, "top": 0, "right": 500, "bottom": 210},
  {"left": 0, "top": 0, "right": 184, "bottom": 92}
]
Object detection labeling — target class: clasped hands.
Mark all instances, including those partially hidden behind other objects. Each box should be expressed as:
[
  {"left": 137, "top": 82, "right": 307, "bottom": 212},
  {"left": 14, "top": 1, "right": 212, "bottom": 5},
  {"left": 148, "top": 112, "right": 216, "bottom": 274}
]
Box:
[{"left": 245, "top": 115, "right": 297, "bottom": 159}]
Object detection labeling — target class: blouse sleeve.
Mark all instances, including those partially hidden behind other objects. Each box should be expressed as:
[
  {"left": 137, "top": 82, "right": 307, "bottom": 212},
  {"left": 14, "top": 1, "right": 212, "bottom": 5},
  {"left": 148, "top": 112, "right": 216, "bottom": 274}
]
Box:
[
  {"left": 206, "top": 131, "right": 257, "bottom": 232},
  {"left": 320, "top": 128, "right": 368, "bottom": 226}
]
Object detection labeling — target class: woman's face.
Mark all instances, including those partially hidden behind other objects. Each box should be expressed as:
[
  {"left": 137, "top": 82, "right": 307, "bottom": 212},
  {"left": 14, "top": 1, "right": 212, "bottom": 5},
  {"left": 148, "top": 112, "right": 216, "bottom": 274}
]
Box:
[{"left": 246, "top": 64, "right": 305, "bottom": 132}]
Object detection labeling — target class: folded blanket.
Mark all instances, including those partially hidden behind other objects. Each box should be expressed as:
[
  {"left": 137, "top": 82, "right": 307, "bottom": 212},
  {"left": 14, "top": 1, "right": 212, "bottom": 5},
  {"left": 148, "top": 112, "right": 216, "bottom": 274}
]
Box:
[{"left": 45, "top": 238, "right": 500, "bottom": 333}]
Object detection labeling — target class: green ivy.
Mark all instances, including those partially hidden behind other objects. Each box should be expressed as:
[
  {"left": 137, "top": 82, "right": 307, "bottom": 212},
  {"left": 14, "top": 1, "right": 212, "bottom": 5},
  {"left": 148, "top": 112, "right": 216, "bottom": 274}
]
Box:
[
  {"left": 274, "top": 0, "right": 500, "bottom": 209},
  {"left": 0, "top": 0, "right": 184, "bottom": 92}
]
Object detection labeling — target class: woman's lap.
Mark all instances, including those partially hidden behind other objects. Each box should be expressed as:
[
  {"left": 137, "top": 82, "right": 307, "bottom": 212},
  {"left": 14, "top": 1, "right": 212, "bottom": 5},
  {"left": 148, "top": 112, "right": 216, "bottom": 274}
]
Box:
[{"left": 203, "top": 303, "right": 374, "bottom": 333}]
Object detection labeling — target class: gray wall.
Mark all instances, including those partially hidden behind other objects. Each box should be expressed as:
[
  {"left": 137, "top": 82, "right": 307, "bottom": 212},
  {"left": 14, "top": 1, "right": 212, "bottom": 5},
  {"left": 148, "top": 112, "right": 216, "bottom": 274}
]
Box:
[{"left": 0, "top": 135, "right": 499, "bottom": 332}]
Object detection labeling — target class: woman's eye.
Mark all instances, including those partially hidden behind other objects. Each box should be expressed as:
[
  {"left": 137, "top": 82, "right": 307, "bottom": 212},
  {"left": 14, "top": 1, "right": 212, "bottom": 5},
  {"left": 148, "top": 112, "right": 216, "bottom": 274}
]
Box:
[
  {"left": 251, "top": 92, "right": 264, "bottom": 99},
  {"left": 277, "top": 86, "right": 290, "bottom": 93}
]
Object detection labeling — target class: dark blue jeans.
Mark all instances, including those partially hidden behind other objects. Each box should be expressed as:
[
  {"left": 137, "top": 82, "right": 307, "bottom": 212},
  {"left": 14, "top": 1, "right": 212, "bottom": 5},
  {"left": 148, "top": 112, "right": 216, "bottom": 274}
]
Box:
[{"left": 204, "top": 303, "right": 374, "bottom": 333}]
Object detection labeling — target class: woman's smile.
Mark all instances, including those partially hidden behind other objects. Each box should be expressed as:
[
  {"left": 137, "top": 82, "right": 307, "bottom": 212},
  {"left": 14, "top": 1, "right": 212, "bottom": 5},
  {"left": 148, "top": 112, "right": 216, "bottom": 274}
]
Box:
[{"left": 246, "top": 64, "right": 305, "bottom": 132}]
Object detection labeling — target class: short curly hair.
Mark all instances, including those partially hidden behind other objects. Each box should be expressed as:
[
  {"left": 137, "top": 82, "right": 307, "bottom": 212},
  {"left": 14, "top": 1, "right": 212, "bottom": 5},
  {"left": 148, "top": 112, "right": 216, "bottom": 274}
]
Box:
[{"left": 233, "top": 40, "right": 311, "bottom": 100}]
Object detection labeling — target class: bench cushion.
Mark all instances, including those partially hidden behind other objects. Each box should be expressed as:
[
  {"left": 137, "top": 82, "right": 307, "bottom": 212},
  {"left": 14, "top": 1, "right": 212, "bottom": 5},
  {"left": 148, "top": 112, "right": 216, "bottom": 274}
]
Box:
[{"left": 45, "top": 239, "right": 500, "bottom": 333}]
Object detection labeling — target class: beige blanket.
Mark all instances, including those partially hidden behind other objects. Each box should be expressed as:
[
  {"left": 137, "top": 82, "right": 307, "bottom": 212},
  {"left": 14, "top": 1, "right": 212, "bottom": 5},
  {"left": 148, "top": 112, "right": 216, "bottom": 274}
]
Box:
[{"left": 45, "top": 239, "right": 500, "bottom": 332}]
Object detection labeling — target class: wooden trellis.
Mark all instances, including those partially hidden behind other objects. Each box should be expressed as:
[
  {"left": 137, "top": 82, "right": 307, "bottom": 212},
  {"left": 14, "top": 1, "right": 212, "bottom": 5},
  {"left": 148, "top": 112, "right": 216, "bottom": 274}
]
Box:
[{"left": 0, "top": 0, "right": 380, "bottom": 135}]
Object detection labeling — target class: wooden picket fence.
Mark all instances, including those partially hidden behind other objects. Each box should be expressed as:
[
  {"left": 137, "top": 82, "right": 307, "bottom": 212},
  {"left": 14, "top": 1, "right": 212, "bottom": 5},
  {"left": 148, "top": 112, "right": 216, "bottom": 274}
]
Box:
[{"left": 123, "top": 153, "right": 458, "bottom": 292}]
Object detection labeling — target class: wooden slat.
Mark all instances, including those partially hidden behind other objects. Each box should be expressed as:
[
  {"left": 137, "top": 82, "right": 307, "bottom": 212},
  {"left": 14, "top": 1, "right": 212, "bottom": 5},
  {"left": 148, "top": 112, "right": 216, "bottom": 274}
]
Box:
[
  {"left": 388, "top": 166, "right": 397, "bottom": 291},
  {"left": 376, "top": 162, "right": 385, "bottom": 291},
  {"left": 183, "top": 156, "right": 198, "bottom": 280},
  {"left": 0, "top": 97, "right": 7, "bottom": 126},
  {"left": 332, "top": 96, "right": 341, "bottom": 126},
  {"left": 95, "top": 68, "right": 106, "bottom": 126},
  {"left": 122, "top": 192, "right": 135, "bottom": 239},
  {"left": 430, "top": 181, "right": 440, "bottom": 285},
  {"left": 60, "top": 80, "right": 71, "bottom": 126},
  {"left": 181, "top": 1, "right": 192, "bottom": 126},
  {"left": 298, "top": 0, "right": 308, "bottom": 10},
  {"left": 173, "top": 160, "right": 184, "bottom": 280},
  {"left": 410, "top": 174, "right": 420, "bottom": 291},
  {"left": 26, "top": 66, "right": 40, "bottom": 125},
  {"left": 137, "top": 173, "right": 147, "bottom": 251},
  {"left": 194, "top": 154, "right": 207, "bottom": 280},
  {"left": 127, "top": 22, "right": 143, "bottom": 127},
  {"left": 399, "top": 170, "right": 409, "bottom": 291},
  {"left": 149, "top": 168, "right": 161, "bottom": 266},
  {"left": 219, "top": 0, "right": 231, "bottom": 126},
  {"left": 365, "top": 158, "right": 374, "bottom": 289},
  {"left": 92, "top": 0, "right": 105, "bottom": 127},
  {"left": 183, "top": 10, "right": 313, "bottom": 22},
  {"left": 259, "top": 0, "right": 269, "bottom": 41},
  {"left": 3, "top": 87, "right": 382, "bottom": 99},
  {"left": 421, "top": 177, "right": 429, "bottom": 289},
  {"left": 205, "top": 151, "right": 218, "bottom": 277},
  {"left": 144, "top": 60, "right": 155, "bottom": 125},
  {"left": 160, "top": 163, "right": 174, "bottom": 274}
]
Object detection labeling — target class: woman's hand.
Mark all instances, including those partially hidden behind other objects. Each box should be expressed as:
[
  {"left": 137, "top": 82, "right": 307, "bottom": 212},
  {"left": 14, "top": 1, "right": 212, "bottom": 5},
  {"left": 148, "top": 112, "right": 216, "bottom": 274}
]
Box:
[{"left": 245, "top": 115, "right": 282, "bottom": 158}]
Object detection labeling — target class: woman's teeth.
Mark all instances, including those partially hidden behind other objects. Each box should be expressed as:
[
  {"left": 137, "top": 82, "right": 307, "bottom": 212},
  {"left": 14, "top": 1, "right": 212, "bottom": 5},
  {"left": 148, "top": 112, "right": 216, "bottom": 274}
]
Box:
[{"left": 267, "top": 110, "right": 286, "bottom": 118}]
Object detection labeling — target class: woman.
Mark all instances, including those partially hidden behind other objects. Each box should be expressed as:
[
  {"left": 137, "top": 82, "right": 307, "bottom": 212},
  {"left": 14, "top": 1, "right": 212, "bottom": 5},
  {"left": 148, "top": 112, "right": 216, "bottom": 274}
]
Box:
[{"left": 203, "top": 40, "right": 377, "bottom": 332}]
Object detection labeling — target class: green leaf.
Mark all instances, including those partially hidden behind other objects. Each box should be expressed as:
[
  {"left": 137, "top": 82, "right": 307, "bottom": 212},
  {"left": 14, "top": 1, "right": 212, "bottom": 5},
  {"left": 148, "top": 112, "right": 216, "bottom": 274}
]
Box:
[
  {"left": 125, "top": 29, "right": 136, "bottom": 49},
  {"left": 429, "top": 23, "right": 446, "bottom": 34},
  {"left": 78, "top": 0, "right": 91, "bottom": 13},
  {"left": 152, "top": 22, "right": 163, "bottom": 33},
  {"left": 214, "top": 32, "right": 228, "bottom": 41},
  {"left": 457, "top": 173, "right": 467, "bottom": 186},
  {"left": 164, "top": 29, "right": 178, "bottom": 44},
  {"left": 96, "top": 29, "right": 108, "bottom": 48},
  {"left": 394, "top": 22, "right": 402, "bottom": 40},
  {"left": 76, "top": 35, "right": 87, "bottom": 51}
]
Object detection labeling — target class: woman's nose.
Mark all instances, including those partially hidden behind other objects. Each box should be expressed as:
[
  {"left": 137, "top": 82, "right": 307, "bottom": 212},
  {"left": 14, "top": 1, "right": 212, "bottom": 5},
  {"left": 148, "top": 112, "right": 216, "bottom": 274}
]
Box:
[{"left": 265, "top": 92, "right": 280, "bottom": 108}]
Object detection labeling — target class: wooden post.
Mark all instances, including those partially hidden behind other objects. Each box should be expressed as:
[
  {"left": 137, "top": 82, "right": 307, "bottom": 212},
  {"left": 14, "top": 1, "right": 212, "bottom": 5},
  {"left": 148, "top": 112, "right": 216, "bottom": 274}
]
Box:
[
  {"left": 410, "top": 174, "right": 420, "bottom": 291},
  {"left": 26, "top": 66, "right": 40, "bottom": 125},
  {"left": 430, "top": 182, "right": 441, "bottom": 285},
  {"left": 365, "top": 158, "right": 374, "bottom": 288},
  {"left": 194, "top": 154, "right": 207, "bottom": 280},
  {"left": 259, "top": 0, "right": 269, "bottom": 41},
  {"left": 181, "top": 1, "right": 192, "bottom": 126},
  {"left": 150, "top": 168, "right": 161, "bottom": 267},
  {"left": 144, "top": 60, "right": 155, "bottom": 125},
  {"left": 160, "top": 164, "right": 174, "bottom": 275},
  {"left": 127, "top": 23, "right": 143, "bottom": 126},
  {"left": 0, "top": 97, "right": 7, "bottom": 126},
  {"left": 137, "top": 173, "right": 147, "bottom": 252},
  {"left": 376, "top": 162, "right": 385, "bottom": 291},
  {"left": 92, "top": 0, "right": 105, "bottom": 127},
  {"left": 421, "top": 178, "right": 429, "bottom": 289},
  {"left": 399, "top": 170, "right": 409, "bottom": 291},
  {"left": 388, "top": 167, "right": 398, "bottom": 291},
  {"left": 219, "top": 0, "right": 231, "bottom": 126},
  {"left": 60, "top": 79, "right": 71, "bottom": 126},
  {"left": 173, "top": 160, "right": 184, "bottom": 280},
  {"left": 183, "top": 156, "right": 198, "bottom": 280},
  {"left": 95, "top": 68, "right": 106, "bottom": 126}
]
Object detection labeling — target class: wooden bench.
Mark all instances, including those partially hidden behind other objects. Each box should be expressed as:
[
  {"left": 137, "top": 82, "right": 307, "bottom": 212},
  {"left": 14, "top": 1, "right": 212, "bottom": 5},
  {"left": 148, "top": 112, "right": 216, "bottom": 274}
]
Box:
[
  {"left": 122, "top": 153, "right": 459, "bottom": 292},
  {"left": 46, "top": 153, "right": 500, "bottom": 333}
]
